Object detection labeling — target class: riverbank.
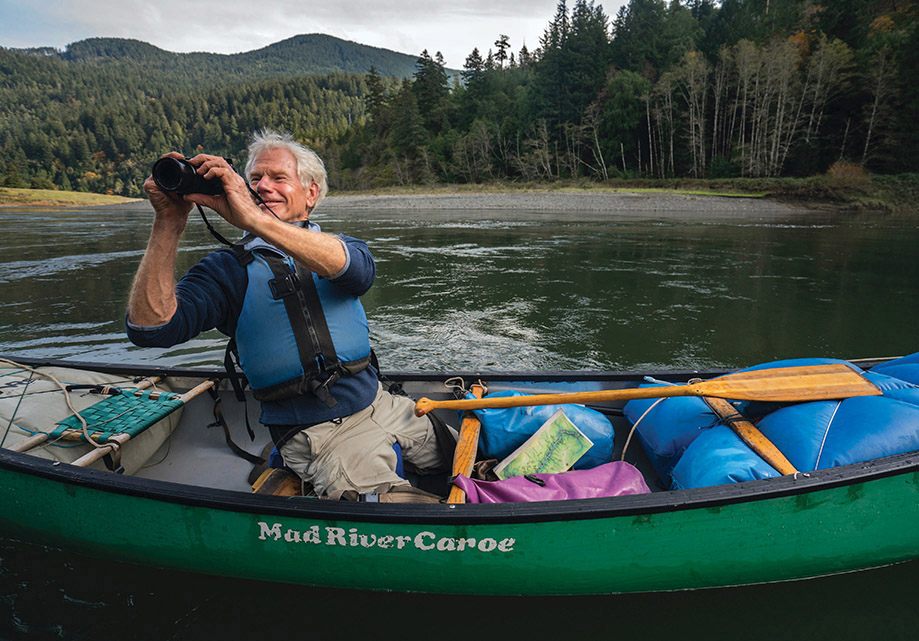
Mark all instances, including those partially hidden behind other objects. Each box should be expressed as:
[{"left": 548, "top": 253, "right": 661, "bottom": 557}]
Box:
[
  {"left": 2, "top": 171, "right": 916, "bottom": 213},
  {"left": 38, "top": 189, "right": 805, "bottom": 215},
  {"left": 0, "top": 187, "right": 141, "bottom": 208},
  {"left": 321, "top": 189, "right": 803, "bottom": 214},
  {"left": 327, "top": 171, "right": 919, "bottom": 213}
]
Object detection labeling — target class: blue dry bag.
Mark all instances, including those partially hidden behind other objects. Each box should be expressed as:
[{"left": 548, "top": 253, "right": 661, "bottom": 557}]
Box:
[{"left": 472, "top": 391, "right": 615, "bottom": 469}]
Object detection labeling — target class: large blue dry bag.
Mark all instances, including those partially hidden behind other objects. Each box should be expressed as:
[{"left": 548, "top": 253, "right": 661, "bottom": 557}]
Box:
[
  {"left": 620, "top": 359, "right": 856, "bottom": 484},
  {"left": 670, "top": 425, "right": 781, "bottom": 490},
  {"left": 622, "top": 390, "right": 719, "bottom": 484},
  {"left": 757, "top": 395, "right": 919, "bottom": 471},
  {"left": 473, "top": 391, "right": 614, "bottom": 469},
  {"left": 863, "top": 371, "right": 919, "bottom": 406},
  {"left": 871, "top": 352, "right": 919, "bottom": 386}
]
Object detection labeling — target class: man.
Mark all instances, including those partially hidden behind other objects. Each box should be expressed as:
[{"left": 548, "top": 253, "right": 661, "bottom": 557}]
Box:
[{"left": 127, "top": 129, "right": 449, "bottom": 499}]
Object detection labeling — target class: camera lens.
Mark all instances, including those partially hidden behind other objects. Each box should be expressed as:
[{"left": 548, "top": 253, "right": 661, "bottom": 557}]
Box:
[{"left": 152, "top": 158, "right": 196, "bottom": 193}]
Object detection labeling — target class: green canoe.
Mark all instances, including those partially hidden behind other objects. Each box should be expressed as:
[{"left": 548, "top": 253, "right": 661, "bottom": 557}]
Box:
[{"left": 1, "top": 355, "right": 917, "bottom": 595}]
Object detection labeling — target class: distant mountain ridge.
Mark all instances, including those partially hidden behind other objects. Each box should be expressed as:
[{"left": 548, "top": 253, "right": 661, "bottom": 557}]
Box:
[
  {"left": 2, "top": 32, "right": 427, "bottom": 196},
  {"left": 23, "top": 33, "right": 428, "bottom": 80}
]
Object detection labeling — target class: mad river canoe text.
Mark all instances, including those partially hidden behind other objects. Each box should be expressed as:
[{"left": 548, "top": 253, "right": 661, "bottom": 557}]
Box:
[{"left": 258, "top": 521, "right": 516, "bottom": 553}]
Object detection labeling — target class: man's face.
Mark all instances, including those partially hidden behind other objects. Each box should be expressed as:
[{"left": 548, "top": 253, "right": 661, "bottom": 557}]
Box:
[{"left": 247, "top": 148, "right": 318, "bottom": 222}]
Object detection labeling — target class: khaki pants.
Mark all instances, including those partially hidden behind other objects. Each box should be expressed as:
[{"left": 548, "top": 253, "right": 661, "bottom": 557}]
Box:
[{"left": 279, "top": 384, "right": 452, "bottom": 499}]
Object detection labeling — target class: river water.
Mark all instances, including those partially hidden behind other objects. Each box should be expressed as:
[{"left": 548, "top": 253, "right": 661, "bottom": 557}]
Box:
[{"left": 1, "top": 200, "right": 918, "bottom": 639}]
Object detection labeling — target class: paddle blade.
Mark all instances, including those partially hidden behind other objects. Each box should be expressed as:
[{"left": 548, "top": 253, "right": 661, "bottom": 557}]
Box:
[{"left": 693, "top": 364, "right": 882, "bottom": 402}]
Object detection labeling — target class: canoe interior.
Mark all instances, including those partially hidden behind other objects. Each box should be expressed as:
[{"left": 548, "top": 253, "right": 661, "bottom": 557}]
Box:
[
  {"left": 8, "top": 364, "right": 690, "bottom": 495},
  {"left": 0, "top": 355, "right": 898, "bottom": 497}
]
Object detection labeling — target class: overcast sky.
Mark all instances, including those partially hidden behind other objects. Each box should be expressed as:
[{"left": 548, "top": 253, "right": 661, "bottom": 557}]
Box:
[{"left": 0, "top": 0, "right": 627, "bottom": 69}]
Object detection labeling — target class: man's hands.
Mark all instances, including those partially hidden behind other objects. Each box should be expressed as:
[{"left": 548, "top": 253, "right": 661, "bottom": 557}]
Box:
[
  {"left": 182, "top": 154, "right": 267, "bottom": 233},
  {"left": 140, "top": 149, "right": 345, "bottom": 279},
  {"left": 144, "top": 152, "right": 194, "bottom": 233},
  {"left": 145, "top": 152, "right": 269, "bottom": 234}
]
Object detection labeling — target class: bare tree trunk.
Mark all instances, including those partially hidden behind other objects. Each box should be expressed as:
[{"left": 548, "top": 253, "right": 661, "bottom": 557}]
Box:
[
  {"left": 839, "top": 117, "right": 850, "bottom": 161},
  {"left": 861, "top": 46, "right": 895, "bottom": 168},
  {"left": 637, "top": 137, "right": 642, "bottom": 177},
  {"left": 645, "top": 94, "right": 654, "bottom": 177}
]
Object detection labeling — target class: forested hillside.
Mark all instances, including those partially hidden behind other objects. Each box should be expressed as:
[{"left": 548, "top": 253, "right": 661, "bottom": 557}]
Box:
[
  {"left": 2, "top": 1, "right": 918, "bottom": 196},
  {"left": 0, "top": 34, "right": 411, "bottom": 195},
  {"left": 336, "top": 0, "right": 919, "bottom": 189}
]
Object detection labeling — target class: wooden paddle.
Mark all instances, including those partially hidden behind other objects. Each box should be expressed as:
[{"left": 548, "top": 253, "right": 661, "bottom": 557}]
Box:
[
  {"left": 414, "top": 364, "right": 881, "bottom": 416},
  {"left": 446, "top": 383, "right": 485, "bottom": 504}
]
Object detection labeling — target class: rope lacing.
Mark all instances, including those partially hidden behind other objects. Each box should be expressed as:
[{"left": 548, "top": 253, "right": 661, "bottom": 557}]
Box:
[{"left": 0, "top": 357, "right": 112, "bottom": 452}]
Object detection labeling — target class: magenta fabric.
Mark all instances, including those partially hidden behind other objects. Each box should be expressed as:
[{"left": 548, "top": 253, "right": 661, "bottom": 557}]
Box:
[{"left": 454, "top": 462, "right": 651, "bottom": 504}]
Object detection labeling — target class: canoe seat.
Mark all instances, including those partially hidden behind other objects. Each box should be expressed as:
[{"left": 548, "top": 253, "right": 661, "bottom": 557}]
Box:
[
  {"left": 252, "top": 468, "right": 304, "bottom": 496},
  {"left": 52, "top": 389, "right": 184, "bottom": 443},
  {"left": 1, "top": 363, "right": 182, "bottom": 474},
  {"left": 250, "top": 468, "right": 443, "bottom": 502}
]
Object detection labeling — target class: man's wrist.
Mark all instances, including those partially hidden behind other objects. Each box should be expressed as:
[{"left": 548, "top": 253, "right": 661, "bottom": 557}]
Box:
[{"left": 151, "top": 212, "right": 188, "bottom": 236}]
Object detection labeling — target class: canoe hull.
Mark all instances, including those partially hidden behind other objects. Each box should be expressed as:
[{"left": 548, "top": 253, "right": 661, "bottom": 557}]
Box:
[{"left": 3, "top": 448, "right": 917, "bottom": 595}]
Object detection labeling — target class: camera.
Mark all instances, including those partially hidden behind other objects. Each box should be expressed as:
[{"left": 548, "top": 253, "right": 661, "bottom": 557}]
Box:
[{"left": 151, "top": 157, "right": 228, "bottom": 196}]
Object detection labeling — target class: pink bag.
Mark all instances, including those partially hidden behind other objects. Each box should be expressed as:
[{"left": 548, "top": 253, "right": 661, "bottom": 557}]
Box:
[{"left": 453, "top": 462, "right": 651, "bottom": 504}]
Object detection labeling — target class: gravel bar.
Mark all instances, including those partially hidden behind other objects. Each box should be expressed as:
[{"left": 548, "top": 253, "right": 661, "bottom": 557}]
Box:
[{"left": 321, "top": 191, "right": 805, "bottom": 214}]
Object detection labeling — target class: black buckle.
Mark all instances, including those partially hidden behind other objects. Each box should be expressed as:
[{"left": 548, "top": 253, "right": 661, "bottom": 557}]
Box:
[
  {"left": 308, "top": 371, "right": 341, "bottom": 408},
  {"left": 268, "top": 273, "right": 299, "bottom": 299},
  {"left": 103, "top": 451, "right": 125, "bottom": 474},
  {"left": 315, "top": 370, "right": 341, "bottom": 394}
]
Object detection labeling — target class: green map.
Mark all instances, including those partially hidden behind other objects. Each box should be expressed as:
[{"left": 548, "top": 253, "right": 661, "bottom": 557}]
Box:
[{"left": 495, "top": 409, "right": 594, "bottom": 479}]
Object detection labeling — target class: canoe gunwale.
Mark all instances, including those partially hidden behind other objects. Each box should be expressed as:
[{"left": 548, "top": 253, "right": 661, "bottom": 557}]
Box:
[
  {"left": 0, "top": 355, "right": 730, "bottom": 384},
  {"left": 1, "top": 354, "right": 913, "bottom": 527},
  {"left": 2, "top": 436, "right": 917, "bottom": 526}
]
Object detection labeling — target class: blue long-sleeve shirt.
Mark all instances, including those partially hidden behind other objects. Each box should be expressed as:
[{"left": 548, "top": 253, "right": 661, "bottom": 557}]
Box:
[{"left": 126, "top": 224, "right": 379, "bottom": 426}]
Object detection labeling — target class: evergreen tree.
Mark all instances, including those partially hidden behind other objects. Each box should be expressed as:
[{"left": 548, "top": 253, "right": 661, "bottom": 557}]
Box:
[{"left": 412, "top": 50, "right": 450, "bottom": 133}]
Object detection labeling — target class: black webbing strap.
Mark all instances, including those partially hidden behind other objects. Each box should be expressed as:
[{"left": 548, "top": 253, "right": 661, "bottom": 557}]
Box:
[
  {"left": 292, "top": 262, "right": 338, "bottom": 366},
  {"left": 223, "top": 338, "right": 248, "bottom": 403},
  {"left": 217, "top": 349, "right": 255, "bottom": 442},
  {"left": 262, "top": 252, "right": 343, "bottom": 408},
  {"left": 262, "top": 254, "right": 324, "bottom": 373},
  {"left": 206, "top": 386, "right": 264, "bottom": 464},
  {"left": 102, "top": 450, "right": 125, "bottom": 474},
  {"left": 427, "top": 410, "right": 457, "bottom": 469}
]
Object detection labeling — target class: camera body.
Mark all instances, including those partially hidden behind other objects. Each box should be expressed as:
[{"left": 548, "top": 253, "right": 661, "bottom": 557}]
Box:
[{"left": 151, "top": 157, "right": 229, "bottom": 195}]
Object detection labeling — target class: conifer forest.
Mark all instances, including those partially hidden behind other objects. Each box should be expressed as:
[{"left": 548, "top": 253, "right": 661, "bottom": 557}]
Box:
[{"left": 1, "top": 1, "right": 916, "bottom": 196}]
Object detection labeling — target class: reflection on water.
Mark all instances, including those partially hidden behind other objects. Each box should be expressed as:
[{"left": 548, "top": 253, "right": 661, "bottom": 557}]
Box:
[
  {"left": 2, "top": 206, "right": 916, "bottom": 371},
  {"left": 1, "top": 203, "right": 919, "bottom": 639},
  {"left": 4, "top": 534, "right": 919, "bottom": 640}
]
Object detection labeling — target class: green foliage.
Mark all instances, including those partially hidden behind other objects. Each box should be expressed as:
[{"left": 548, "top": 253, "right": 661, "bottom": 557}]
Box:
[
  {"left": 4, "top": 4, "right": 919, "bottom": 195},
  {"left": 0, "top": 38, "right": 379, "bottom": 195},
  {"left": 599, "top": 70, "right": 652, "bottom": 166}
]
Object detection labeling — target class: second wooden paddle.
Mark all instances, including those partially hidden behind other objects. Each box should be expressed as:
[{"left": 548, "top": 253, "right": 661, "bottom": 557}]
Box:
[{"left": 446, "top": 383, "right": 485, "bottom": 504}]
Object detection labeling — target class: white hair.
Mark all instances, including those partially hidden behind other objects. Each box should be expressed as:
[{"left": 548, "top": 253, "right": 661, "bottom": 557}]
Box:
[{"left": 244, "top": 129, "right": 328, "bottom": 208}]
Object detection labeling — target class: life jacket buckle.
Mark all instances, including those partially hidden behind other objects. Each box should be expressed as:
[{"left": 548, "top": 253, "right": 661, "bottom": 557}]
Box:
[
  {"left": 316, "top": 370, "right": 341, "bottom": 392},
  {"left": 307, "top": 370, "right": 342, "bottom": 408},
  {"left": 268, "top": 272, "right": 300, "bottom": 299}
]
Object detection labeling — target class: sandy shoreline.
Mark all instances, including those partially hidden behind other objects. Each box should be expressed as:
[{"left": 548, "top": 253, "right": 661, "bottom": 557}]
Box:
[
  {"left": 67, "top": 190, "right": 806, "bottom": 214},
  {"left": 322, "top": 191, "right": 805, "bottom": 213}
]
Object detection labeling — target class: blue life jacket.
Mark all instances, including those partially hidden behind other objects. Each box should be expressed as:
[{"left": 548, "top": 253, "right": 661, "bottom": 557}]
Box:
[{"left": 230, "top": 235, "right": 373, "bottom": 408}]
